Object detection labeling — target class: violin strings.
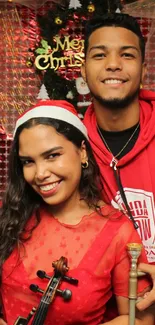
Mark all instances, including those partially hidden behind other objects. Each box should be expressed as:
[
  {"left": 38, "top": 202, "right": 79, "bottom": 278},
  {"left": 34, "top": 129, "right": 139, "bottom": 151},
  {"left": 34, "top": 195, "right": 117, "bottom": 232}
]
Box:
[
  {"left": 32, "top": 274, "right": 57, "bottom": 324},
  {"left": 31, "top": 278, "right": 52, "bottom": 324}
]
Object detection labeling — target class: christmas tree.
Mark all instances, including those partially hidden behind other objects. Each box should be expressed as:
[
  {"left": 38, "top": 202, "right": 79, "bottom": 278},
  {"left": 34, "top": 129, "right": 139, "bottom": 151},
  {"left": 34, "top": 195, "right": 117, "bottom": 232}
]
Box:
[{"left": 37, "top": 83, "right": 50, "bottom": 100}]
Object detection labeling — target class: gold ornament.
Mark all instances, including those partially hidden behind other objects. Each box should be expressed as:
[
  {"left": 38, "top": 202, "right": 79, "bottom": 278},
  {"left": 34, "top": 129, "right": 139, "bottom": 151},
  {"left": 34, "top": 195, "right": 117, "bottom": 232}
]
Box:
[
  {"left": 55, "top": 17, "right": 63, "bottom": 25},
  {"left": 26, "top": 58, "right": 33, "bottom": 68},
  {"left": 87, "top": 3, "right": 95, "bottom": 13}
]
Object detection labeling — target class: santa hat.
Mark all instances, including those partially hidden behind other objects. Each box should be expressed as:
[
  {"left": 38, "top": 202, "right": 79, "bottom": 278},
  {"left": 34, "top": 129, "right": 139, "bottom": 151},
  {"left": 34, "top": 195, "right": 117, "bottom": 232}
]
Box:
[{"left": 14, "top": 100, "right": 88, "bottom": 139}]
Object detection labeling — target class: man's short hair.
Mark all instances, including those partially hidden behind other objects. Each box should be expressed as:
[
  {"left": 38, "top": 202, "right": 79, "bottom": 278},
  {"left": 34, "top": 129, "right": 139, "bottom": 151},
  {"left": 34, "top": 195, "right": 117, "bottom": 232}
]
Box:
[{"left": 84, "top": 13, "right": 146, "bottom": 62}]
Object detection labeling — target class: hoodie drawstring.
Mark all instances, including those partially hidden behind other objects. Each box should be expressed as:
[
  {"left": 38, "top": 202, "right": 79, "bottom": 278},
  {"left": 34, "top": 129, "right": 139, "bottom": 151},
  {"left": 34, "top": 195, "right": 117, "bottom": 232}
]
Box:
[{"left": 110, "top": 158, "right": 139, "bottom": 230}]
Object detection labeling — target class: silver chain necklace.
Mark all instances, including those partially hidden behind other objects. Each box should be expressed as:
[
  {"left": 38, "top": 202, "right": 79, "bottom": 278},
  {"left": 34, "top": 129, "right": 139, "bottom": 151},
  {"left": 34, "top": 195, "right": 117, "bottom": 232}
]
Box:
[{"left": 97, "top": 122, "right": 140, "bottom": 159}]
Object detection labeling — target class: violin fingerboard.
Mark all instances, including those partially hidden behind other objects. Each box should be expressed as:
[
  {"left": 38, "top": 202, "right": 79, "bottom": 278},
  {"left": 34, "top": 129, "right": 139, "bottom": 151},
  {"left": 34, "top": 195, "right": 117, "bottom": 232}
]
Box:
[{"left": 14, "top": 317, "right": 28, "bottom": 325}]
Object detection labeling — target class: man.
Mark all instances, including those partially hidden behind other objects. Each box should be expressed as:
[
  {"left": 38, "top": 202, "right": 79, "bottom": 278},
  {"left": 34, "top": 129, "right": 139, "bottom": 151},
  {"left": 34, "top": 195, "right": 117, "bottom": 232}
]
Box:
[{"left": 82, "top": 13, "right": 155, "bottom": 264}]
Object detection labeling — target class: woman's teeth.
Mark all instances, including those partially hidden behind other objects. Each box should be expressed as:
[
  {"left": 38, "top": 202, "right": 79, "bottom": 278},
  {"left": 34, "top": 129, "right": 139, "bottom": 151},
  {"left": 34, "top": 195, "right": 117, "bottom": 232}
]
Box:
[{"left": 40, "top": 182, "right": 59, "bottom": 191}]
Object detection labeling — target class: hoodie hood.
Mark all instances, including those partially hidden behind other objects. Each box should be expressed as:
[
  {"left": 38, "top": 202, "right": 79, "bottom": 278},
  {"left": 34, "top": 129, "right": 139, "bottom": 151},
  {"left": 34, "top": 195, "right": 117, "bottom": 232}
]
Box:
[{"left": 84, "top": 89, "right": 155, "bottom": 167}]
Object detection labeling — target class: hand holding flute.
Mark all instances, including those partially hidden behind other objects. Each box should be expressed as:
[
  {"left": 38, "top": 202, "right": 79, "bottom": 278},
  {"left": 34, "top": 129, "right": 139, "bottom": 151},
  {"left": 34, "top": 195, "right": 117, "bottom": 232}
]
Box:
[{"left": 136, "top": 263, "right": 155, "bottom": 311}]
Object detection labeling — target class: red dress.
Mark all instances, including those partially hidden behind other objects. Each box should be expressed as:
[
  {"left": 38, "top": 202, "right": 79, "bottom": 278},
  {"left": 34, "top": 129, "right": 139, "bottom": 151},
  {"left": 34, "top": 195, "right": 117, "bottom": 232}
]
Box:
[{"left": 1, "top": 205, "right": 150, "bottom": 324}]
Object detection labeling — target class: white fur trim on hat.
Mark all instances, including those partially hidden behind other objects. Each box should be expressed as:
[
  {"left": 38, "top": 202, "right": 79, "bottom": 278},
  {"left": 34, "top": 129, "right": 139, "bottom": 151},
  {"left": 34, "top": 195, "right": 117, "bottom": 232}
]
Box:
[{"left": 14, "top": 105, "right": 88, "bottom": 139}]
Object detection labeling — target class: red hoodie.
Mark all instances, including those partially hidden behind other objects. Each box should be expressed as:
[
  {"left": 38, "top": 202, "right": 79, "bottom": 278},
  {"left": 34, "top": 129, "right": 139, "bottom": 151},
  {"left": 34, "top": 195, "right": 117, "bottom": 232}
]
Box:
[{"left": 84, "top": 89, "right": 155, "bottom": 263}]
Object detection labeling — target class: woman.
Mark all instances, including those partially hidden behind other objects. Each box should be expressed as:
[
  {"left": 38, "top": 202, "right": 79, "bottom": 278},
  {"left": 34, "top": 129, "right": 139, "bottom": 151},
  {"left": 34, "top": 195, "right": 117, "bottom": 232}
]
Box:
[{"left": 0, "top": 100, "right": 153, "bottom": 324}]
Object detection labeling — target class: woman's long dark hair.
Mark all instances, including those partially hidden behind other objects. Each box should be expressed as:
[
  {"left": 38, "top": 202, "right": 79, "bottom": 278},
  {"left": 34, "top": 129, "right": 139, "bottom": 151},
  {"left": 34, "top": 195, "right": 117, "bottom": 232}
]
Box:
[{"left": 0, "top": 117, "right": 103, "bottom": 280}]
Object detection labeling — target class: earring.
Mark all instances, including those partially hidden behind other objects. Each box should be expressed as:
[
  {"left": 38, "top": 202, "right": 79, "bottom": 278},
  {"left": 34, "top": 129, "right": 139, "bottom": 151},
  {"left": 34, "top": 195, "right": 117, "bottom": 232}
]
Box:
[
  {"left": 140, "top": 83, "right": 143, "bottom": 89},
  {"left": 82, "top": 161, "right": 89, "bottom": 169}
]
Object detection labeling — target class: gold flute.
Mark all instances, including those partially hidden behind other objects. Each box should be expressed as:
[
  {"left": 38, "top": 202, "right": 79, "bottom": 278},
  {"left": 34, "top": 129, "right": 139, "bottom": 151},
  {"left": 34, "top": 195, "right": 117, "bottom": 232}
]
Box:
[{"left": 127, "top": 243, "right": 146, "bottom": 325}]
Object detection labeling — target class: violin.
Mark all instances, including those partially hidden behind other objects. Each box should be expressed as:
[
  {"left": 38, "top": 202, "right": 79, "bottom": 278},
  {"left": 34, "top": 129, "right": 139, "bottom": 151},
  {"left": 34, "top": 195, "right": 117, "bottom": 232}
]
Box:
[{"left": 14, "top": 256, "right": 78, "bottom": 325}]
